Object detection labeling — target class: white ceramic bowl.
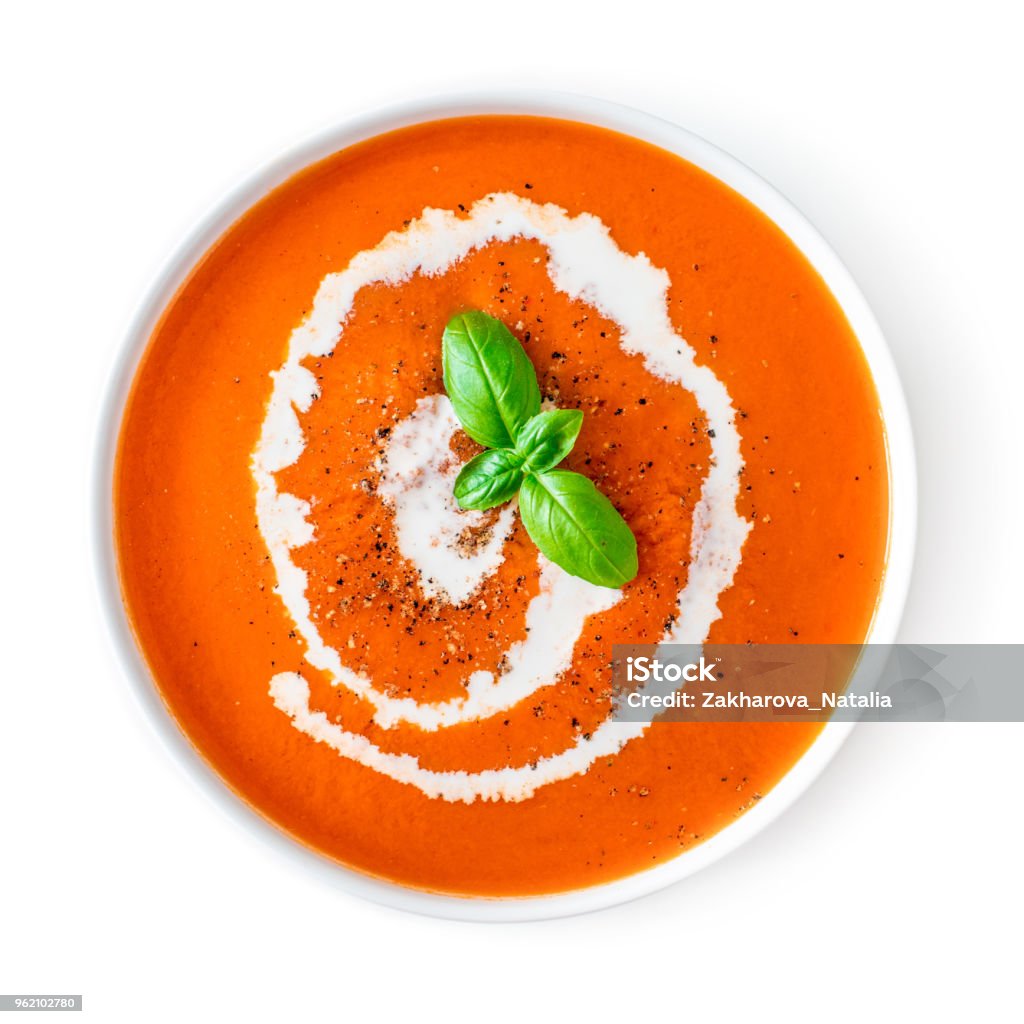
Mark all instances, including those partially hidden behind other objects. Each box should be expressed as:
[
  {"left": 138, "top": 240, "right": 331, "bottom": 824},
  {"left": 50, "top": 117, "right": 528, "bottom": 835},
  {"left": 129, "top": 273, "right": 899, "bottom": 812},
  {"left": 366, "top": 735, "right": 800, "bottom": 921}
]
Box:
[{"left": 93, "top": 91, "right": 916, "bottom": 921}]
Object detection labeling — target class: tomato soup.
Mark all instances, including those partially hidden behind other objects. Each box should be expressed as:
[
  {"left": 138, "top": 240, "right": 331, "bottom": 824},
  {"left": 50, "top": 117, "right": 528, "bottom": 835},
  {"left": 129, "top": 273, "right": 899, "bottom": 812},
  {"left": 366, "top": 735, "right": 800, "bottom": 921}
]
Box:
[{"left": 114, "top": 116, "right": 889, "bottom": 896}]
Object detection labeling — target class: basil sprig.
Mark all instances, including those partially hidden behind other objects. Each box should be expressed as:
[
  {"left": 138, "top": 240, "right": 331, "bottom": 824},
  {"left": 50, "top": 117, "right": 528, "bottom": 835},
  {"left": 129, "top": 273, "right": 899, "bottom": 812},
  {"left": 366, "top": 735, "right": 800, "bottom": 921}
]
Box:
[{"left": 442, "top": 311, "right": 638, "bottom": 589}]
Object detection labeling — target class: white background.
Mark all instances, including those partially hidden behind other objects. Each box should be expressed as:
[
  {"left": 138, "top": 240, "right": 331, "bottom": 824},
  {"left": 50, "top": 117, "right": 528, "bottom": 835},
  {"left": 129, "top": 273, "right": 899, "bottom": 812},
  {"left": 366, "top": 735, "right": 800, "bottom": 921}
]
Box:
[{"left": 2, "top": 1, "right": 1022, "bottom": 1021}]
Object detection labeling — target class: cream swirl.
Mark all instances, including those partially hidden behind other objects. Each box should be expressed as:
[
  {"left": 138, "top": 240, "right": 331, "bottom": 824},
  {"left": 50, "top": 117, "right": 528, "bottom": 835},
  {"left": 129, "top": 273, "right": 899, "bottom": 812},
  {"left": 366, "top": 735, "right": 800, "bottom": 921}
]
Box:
[{"left": 252, "top": 193, "right": 751, "bottom": 803}]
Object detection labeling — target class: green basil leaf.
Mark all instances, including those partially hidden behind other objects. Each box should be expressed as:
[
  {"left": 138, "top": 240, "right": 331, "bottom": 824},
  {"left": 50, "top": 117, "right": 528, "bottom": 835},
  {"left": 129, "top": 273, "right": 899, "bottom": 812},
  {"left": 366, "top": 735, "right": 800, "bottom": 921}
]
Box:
[
  {"left": 515, "top": 409, "right": 584, "bottom": 473},
  {"left": 454, "top": 448, "right": 525, "bottom": 511},
  {"left": 518, "top": 470, "right": 638, "bottom": 589},
  {"left": 442, "top": 310, "right": 541, "bottom": 449}
]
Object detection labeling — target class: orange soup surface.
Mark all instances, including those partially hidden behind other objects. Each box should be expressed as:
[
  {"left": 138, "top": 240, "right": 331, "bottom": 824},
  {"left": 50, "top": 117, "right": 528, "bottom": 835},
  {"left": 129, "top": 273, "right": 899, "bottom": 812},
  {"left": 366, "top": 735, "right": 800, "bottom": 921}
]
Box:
[{"left": 115, "top": 116, "right": 889, "bottom": 896}]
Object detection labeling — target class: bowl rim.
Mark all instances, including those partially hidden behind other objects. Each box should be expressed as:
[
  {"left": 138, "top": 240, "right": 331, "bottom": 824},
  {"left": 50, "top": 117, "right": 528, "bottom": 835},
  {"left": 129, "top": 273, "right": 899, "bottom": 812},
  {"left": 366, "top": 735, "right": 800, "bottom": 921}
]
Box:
[{"left": 92, "top": 88, "right": 917, "bottom": 923}]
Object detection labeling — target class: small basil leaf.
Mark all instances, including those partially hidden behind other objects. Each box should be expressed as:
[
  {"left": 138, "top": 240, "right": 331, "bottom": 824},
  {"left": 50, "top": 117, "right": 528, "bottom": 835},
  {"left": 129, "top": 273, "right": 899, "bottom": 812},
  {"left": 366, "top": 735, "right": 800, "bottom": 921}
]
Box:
[
  {"left": 442, "top": 310, "right": 541, "bottom": 449},
  {"left": 453, "top": 448, "right": 525, "bottom": 511},
  {"left": 518, "top": 470, "right": 638, "bottom": 589},
  {"left": 515, "top": 409, "right": 584, "bottom": 473}
]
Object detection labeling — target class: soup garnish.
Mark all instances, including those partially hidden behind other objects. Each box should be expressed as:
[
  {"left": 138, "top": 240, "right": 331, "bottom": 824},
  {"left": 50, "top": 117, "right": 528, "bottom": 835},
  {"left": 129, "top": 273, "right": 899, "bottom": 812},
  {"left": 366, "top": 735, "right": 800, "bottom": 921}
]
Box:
[{"left": 445, "top": 309, "right": 638, "bottom": 588}]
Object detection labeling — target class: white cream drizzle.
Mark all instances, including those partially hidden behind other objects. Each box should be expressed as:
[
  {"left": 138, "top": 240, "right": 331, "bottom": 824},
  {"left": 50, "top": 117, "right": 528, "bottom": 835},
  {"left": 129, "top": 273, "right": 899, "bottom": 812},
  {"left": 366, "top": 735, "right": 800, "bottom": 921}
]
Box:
[
  {"left": 375, "top": 393, "right": 517, "bottom": 606},
  {"left": 251, "top": 192, "right": 752, "bottom": 804}
]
